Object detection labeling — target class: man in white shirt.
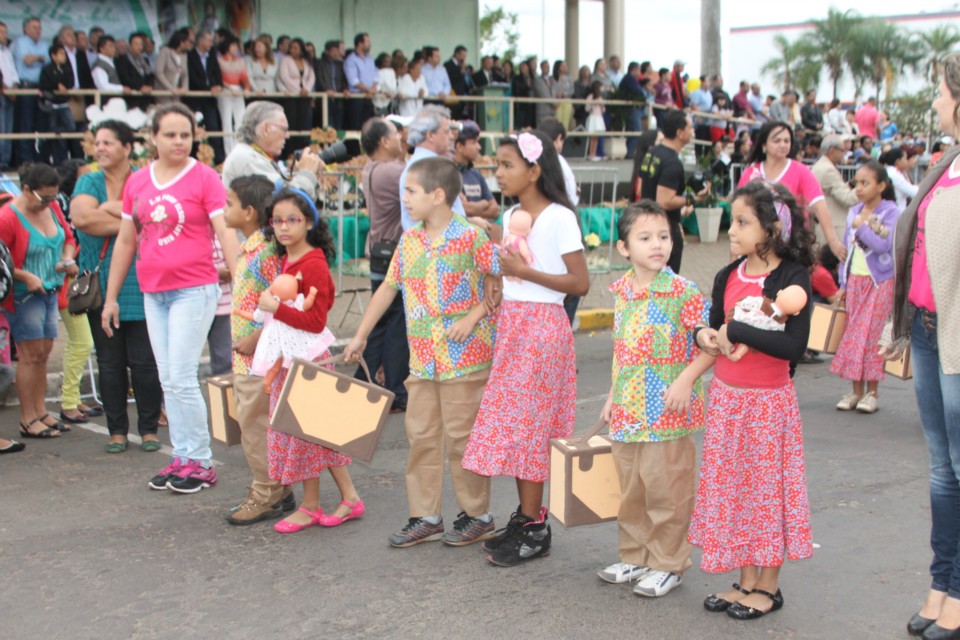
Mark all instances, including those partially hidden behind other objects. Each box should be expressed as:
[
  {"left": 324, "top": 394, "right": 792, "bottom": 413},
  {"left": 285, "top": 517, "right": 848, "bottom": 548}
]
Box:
[
  {"left": 607, "top": 55, "right": 625, "bottom": 87},
  {"left": 91, "top": 36, "right": 128, "bottom": 94},
  {"left": 420, "top": 46, "right": 451, "bottom": 100},
  {"left": 0, "top": 21, "right": 17, "bottom": 168}
]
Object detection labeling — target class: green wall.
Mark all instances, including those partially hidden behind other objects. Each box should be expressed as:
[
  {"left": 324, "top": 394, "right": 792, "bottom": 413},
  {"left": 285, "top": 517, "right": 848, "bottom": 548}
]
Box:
[{"left": 260, "top": 0, "right": 479, "bottom": 64}]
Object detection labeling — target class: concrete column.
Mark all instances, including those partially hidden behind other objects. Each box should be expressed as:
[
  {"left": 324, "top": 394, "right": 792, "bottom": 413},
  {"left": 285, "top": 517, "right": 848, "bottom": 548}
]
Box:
[
  {"left": 603, "top": 0, "right": 624, "bottom": 60},
  {"left": 700, "top": 0, "right": 721, "bottom": 78},
  {"left": 565, "top": 0, "right": 579, "bottom": 69}
]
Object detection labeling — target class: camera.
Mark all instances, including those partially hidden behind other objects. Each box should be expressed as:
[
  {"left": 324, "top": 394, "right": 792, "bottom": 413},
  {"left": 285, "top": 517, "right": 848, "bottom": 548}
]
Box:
[
  {"left": 686, "top": 169, "right": 713, "bottom": 194},
  {"left": 293, "top": 139, "right": 362, "bottom": 165}
]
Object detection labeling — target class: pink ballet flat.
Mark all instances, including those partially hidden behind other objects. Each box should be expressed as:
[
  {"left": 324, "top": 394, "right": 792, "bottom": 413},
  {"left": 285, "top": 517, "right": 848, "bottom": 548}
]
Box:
[
  {"left": 273, "top": 507, "right": 323, "bottom": 534},
  {"left": 318, "top": 499, "right": 365, "bottom": 527}
]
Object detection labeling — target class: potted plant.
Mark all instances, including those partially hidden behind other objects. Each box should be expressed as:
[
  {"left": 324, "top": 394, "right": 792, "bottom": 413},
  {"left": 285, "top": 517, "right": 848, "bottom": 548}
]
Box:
[{"left": 689, "top": 166, "right": 724, "bottom": 243}]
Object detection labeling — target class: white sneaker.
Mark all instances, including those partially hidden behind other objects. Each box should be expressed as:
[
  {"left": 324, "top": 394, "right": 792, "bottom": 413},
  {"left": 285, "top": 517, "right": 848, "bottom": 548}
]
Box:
[
  {"left": 856, "top": 391, "right": 879, "bottom": 413},
  {"left": 836, "top": 393, "right": 862, "bottom": 411},
  {"left": 633, "top": 570, "right": 682, "bottom": 597},
  {"left": 597, "top": 562, "right": 650, "bottom": 584}
]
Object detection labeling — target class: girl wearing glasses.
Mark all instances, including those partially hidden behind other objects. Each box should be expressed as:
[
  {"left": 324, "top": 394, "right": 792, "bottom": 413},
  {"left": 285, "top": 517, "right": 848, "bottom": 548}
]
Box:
[
  {"left": 102, "top": 103, "right": 239, "bottom": 494},
  {"left": 0, "top": 163, "right": 78, "bottom": 438}
]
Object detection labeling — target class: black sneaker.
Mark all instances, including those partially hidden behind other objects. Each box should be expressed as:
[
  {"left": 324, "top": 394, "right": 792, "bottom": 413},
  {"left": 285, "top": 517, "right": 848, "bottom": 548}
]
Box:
[
  {"left": 441, "top": 512, "right": 495, "bottom": 546},
  {"left": 487, "top": 508, "right": 552, "bottom": 567},
  {"left": 166, "top": 461, "right": 218, "bottom": 494},
  {"left": 481, "top": 507, "right": 527, "bottom": 553},
  {"left": 147, "top": 460, "right": 183, "bottom": 490},
  {"left": 388, "top": 517, "right": 444, "bottom": 547},
  {"left": 277, "top": 490, "right": 297, "bottom": 513}
]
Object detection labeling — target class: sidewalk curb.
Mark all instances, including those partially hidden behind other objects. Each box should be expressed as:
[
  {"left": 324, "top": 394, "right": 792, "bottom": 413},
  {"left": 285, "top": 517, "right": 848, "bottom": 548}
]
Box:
[{"left": 575, "top": 308, "right": 614, "bottom": 332}]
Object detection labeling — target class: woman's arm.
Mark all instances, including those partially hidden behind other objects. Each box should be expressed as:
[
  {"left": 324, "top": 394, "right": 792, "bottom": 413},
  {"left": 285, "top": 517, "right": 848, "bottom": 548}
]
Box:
[
  {"left": 70, "top": 194, "right": 122, "bottom": 237},
  {"left": 101, "top": 218, "right": 138, "bottom": 336},
  {"left": 501, "top": 246, "right": 590, "bottom": 296},
  {"left": 810, "top": 199, "right": 846, "bottom": 260},
  {"left": 211, "top": 215, "right": 238, "bottom": 276}
]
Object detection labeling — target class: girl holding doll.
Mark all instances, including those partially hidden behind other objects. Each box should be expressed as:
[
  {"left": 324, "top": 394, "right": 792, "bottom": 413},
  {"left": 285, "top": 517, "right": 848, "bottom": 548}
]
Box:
[
  {"left": 689, "top": 180, "right": 815, "bottom": 620},
  {"left": 259, "top": 187, "right": 363, "bottom": 533},
  {"left": 461, "top": 130, "right": 590, "bottom": 567},
  {"left": 831, "top": 161, "right": 900, "bottom": 414}
]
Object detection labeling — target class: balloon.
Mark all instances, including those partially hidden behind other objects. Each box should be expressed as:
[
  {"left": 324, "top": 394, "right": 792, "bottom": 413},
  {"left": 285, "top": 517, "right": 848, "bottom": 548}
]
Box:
[{"left": 686, "top": 77, "right": 701, "bottom": 93}]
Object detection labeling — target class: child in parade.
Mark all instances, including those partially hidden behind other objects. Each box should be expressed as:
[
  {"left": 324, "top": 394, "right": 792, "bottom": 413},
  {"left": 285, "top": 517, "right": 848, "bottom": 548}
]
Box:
[
  {"left": 461, "top": 131, "right": 590, "bottom": 567},
  {"left": 831, "top": 161, "right": 901, "bottom": 414},
  {"left": 597, "top": 200, "right": 714, "bottom": 597},
  {"left": 345, "top": 157, "right": 500, "bottom": 548},
  {"left": 689, "top": 180, "right": 815, "bottom": 620}
]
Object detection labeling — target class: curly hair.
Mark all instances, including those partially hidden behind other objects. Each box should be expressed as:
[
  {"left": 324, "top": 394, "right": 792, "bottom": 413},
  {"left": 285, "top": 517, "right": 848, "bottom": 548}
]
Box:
[
  {"left": 264, "top": 188, "right": 336, "bottom": 264},
  {"left": 731, "top": 180, "right": 815, "bottom": 268}
]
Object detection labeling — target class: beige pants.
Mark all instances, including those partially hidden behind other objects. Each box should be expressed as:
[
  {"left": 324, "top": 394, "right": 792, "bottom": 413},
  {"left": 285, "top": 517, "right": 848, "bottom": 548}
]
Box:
[
  {"left": 234, "top": 373, "right": 283, "bottom": 505},
  {"left": 404, "top": 369, "right": 491, "bottom": 518},
  {"left": 612, "top": 437, "right": 697, "bottom": 574}
]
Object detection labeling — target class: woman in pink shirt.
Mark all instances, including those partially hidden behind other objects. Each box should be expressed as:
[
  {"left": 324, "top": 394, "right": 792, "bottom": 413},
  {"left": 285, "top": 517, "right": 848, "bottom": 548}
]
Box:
[
  {"left": 738, "top": 121, "right": 847, "bottom": 261},
  {"left": 102, "top": 103, "right": 239, "bottom": 495}
]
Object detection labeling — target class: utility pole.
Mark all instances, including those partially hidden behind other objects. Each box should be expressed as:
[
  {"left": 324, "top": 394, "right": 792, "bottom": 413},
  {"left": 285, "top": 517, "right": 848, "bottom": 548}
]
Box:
[{"left": 701, "top": 0, "right": 721, "bottom": 78}]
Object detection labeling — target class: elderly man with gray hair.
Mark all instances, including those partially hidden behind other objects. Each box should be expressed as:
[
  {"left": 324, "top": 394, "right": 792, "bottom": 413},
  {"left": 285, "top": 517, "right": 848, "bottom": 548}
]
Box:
[
  {"left": 398, "top": 104, "right": 466, "bottom": 230},
  {"left": 221, "top": 100, "right": 325, "bottom": 196},
  {"left": 812, "top": 133, "right": 858, "bottom": 244}
]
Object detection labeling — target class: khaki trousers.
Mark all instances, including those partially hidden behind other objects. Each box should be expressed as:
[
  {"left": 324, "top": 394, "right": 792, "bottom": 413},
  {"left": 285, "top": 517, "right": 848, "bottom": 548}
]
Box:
[
  {"left": 234, "top": 374, "right": 283, "bottom": 505},
  {"left": 612, "top": 437, "right": 697, "bottom": 574},
  {"left": 404, "top": 369, "right": 491, "bottom": 518}
]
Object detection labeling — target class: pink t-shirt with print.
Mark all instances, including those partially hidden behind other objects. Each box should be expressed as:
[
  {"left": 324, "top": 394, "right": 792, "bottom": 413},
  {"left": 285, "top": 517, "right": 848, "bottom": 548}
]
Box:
[
  {"left": 121, "top": 159, "right": 227, "bottom": 293},
  {"left": 908, "top": 161, "right": 960, "bottom": 312},
  {"left": 738, "top": 159, "right": 825, "bottom": 212}
]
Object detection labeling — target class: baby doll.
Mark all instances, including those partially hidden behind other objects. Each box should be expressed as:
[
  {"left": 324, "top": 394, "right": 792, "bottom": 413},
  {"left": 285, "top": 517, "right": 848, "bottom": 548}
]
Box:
[
  {"left": 726, "top": 285, "right": 807, "bottom": 362},
  {"left": 502, "top": 208, "right": 534, "bottom": 282},
  {"left": 235, "top": 272, "right": 335, "bottom": 390}
]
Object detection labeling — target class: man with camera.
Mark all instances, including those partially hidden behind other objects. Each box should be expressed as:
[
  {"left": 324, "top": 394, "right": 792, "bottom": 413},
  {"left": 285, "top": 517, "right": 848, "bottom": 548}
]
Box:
[{"left": 636, "top": 109, "right": 710, "bottom": 274}]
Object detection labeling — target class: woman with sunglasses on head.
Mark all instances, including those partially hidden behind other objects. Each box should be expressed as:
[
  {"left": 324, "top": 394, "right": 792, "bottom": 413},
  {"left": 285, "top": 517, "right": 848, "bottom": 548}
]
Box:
[
  {"left": 0, "top": 163, "right": 78, "bottom": 438},
  {"left": 102, "top": 103, "right": 239, "bottom": 494}
]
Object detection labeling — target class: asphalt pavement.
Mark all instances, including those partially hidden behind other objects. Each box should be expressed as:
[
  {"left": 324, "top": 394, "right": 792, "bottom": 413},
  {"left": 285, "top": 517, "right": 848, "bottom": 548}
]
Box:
[{"left": 0, "top": 324, "right": 933, "bottom": 640}]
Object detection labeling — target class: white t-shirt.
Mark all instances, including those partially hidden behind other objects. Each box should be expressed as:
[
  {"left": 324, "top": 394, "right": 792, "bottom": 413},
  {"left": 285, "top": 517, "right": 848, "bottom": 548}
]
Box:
[
  {"left": 558, "top": 155, "right": 579, "bottom": 207},
  {"left": 502, "top": 203, "right": 583, "bottom": 305}
]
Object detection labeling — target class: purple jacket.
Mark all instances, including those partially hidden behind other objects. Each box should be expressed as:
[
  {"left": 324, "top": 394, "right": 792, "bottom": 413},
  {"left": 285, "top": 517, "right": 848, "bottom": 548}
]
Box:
[{"left": 838, "top": 199, "right": 901, "bottom": 288}]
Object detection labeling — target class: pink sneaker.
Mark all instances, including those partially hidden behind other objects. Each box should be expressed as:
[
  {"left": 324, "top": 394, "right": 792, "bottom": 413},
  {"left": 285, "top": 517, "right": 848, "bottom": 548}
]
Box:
[
  {"left": 166, "top": 461, "right": 218, "bottom": 494},
  {"left": 148, "top": 460, "right": 183, "bottom": 490},
  {"left": 318, "top": 499, "right": 365, "bottom": 527}
]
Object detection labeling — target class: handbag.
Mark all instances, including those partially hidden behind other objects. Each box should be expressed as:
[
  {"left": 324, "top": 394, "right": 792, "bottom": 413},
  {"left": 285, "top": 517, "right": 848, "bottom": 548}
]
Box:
[
  {"left": 67, "top": 238, "right": 109, "bottom": 315},
  {"left": 366, "top": 163, "right": 398, "bottom": 275}
]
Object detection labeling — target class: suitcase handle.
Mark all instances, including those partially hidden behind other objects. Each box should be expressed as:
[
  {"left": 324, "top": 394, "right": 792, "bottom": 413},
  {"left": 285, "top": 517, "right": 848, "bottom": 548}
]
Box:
[
  {"left": 569, "top": 418, "right": 609, "bottom": 447},
  {"left": 314, "top": 353, "right": 376, "bottom": 387}
]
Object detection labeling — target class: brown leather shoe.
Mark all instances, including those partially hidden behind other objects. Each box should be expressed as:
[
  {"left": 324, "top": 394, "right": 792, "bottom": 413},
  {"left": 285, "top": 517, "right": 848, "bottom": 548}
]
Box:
[{"left": 225, "top": 496, "right": 285, "bottom": 526}]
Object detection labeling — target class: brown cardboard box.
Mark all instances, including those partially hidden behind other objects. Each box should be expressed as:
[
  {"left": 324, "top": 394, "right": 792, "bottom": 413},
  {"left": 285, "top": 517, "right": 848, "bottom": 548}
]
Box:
[
  {"left": 207, "top": 375, "right": 241, "bottom": 446},
  {"left": 270, "top": 356, "right": 394, "bottom": 463},
  {"left": 885, "top": 343, "right": 913, "bottom": 380},
  {"left": 549, "top": 420, "right": 621, "bottom": 527},
  {"left": 808, "top": 303, "right": 847, "bottom": 354}
]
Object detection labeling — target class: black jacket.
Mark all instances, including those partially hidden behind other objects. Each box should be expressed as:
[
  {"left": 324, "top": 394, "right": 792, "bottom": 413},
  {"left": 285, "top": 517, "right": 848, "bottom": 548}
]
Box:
[
  {"left": 708, "top": 257, "right": 812, "bottom": 364},
  {"left": 444, "top": 58, "right": 467, "bottom": 96},
  {"left": 70, "top": 48, "right": 94, "bottom": 89},
  {"left": 116, "top": 53, "right": 155, "bottom": 90},
  {"left": 315, "top": 54, "right": 346, "bottom": 93},
  {"left": 39, "top": 62, "right": 75, "bottom": 105},
  {"left": 186, "top": 49, "right": 222, "bottom": 91}
]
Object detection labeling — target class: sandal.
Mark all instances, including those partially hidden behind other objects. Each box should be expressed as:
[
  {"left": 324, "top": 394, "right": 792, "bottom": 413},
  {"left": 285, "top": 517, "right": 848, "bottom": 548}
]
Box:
[
  {"left": 81, "top": 404, "right": 104, "bottom": 417},
  {"left": 704, "top": 583, "right": 751, "bottom": 612},
  {"left": 19, "top": 418, "right": 60, "bottom": 439},
  {"left": 140, "top": 438, "right": 162, "bottom": 452},
  {"left": 39, "top": 413, "right": 69, "bottom": 432},
  {"left": 59, "top": 410, "right": 89, "bottom": 425},
  {"left": 104, "top": 439, "right": 128, "bottom": 454}
]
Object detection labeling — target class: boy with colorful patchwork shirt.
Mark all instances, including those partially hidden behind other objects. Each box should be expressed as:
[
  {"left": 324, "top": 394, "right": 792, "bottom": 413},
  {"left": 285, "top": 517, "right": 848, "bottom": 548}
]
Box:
[
  {"left": 345, "top": 157, "right": 499, "bottom": 548},
  {"left": 597, "top": 201, "right": 715, "bottom": 597}
]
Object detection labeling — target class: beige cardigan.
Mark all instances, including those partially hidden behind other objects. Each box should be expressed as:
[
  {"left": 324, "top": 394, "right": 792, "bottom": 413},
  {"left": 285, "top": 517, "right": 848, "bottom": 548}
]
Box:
[{"left": 892, "top": 145, "right": 960, "bottom": 374}]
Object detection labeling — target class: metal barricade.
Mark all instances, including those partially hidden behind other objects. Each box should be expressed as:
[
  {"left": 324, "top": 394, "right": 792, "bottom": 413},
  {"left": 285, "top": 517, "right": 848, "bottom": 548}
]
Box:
[
  {"left": 318, "top": 170, "right": 371, "bottom": 324},
  {"left": 571, "top": 166, "right": 620, "bottom": 274}
]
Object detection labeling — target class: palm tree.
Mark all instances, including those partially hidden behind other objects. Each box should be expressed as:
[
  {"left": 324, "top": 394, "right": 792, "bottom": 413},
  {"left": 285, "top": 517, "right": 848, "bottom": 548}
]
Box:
[
  {"left": 850, "top": 19, "right": 923, "bottom": 102},
  {"left": 762, "top": 34, "right": 818, "bottom": 93},
  {"left": 920, "top": 25, "right": 960, "bottom": 85},
  {"left": 807, "top": 9, "right": 862, "bottom": 100}
]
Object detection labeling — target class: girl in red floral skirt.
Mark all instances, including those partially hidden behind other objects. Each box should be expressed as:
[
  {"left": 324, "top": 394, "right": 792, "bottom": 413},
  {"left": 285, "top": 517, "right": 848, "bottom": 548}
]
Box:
[
  {"left": 461, "top": 131, "right": 590, "bottom": 567},
  {"left": 689, "top": 181, "right": 815, "bottom": 620},
  {"left": 831, "top": 161, "right": 900, "bottom": 414},
  {"left": 258, "top": 188, "right": 363, "bottom": 534}
]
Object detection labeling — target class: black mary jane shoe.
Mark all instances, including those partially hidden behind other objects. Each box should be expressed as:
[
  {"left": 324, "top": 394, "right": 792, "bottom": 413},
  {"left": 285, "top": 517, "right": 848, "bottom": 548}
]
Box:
[
  {"left": 704, "top": 583, "right": 751, "bottom": 612},
  {"left": 726, "top": 588, "right": 784, "bottom": 620},
  {"left": 0, "top": 439, "right": 25, "bottom": 453},
  {"left": 922, "top": 623, "right": 960, "bottom": 640},
  {"left": 910, "top": 613, "right": 937, "bottom": 636}
]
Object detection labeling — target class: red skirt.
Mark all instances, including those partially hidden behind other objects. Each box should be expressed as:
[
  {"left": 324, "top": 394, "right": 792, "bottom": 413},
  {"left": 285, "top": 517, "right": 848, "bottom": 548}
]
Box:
[
  {"left": 267, "top": 359, "right": 351, "bottom": 486},
  {"left": 688, "top": 379, "right": 813, "bottom": 574},
  {"left": 830, "top": 275, "right": 894, "bottom": 382},
  {"left": 461, "top": 301, "right": 576, "bottom": 482}
]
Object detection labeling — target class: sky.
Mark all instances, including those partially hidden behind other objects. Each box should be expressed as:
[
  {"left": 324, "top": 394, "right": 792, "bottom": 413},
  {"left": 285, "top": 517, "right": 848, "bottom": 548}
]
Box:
[{"left": 481, "top": 0, "right": 960, "bottom": 78}]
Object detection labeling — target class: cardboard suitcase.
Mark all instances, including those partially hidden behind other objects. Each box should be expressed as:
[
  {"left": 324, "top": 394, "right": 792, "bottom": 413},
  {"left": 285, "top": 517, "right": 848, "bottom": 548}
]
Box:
[
  {"left": 808, "top": 303, "right": 847, "bottom": 354},
  {"left": 208, "top": 375, "right": 242, "bottom": 446},
  {"left": 885, "top": 343, "right": 913, "bottom": 380},
  {"left": 270, "top": 355, "right": 394, "bottom": 463},
  {"left": 549, "top": 419, "right": 621, "bottom": 528}
]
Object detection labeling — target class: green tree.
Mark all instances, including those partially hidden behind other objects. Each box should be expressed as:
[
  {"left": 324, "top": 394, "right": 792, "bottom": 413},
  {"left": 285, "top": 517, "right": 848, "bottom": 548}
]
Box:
[
  {"left": 762, "top": 34, "right": 818, "bottom": 93},
  {"left": 920, "top": 25, "right": 960, "bottom": 85},
  {"left": 479, "top": 4, "right": 521, "bottom": 62},
  {"left": 851, "top": 19, "right": 924, "bottom": 101},
  {"left": 807, "top": 9, "right": 862, "bottom": 100}
]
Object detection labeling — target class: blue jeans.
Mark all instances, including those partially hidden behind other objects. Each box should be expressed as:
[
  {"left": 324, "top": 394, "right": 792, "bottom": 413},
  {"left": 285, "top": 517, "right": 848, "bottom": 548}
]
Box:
[
  {"left": 0, "top": 95, "right": 14, "bottom": 166},
  {"left": 143, "top": 284, "right": 219, "bottom": 466},
  {"left": 912, "top": 310, "right": 960, "bottom": 597}
]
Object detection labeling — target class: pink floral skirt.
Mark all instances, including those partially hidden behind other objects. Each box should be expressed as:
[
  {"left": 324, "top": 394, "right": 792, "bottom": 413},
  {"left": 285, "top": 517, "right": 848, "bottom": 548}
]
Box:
[
  {"left": 267, "top": 357, "right": 351, "bottom": 486},
  {"left": 688, "top": 379, "right": 813, "bottom": 574},
  {"left": 461, "top": 301, "right": 576, "bottom": 482},
  {"left": 830, "top": 275, "right": 894, "bottom": 382}
]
